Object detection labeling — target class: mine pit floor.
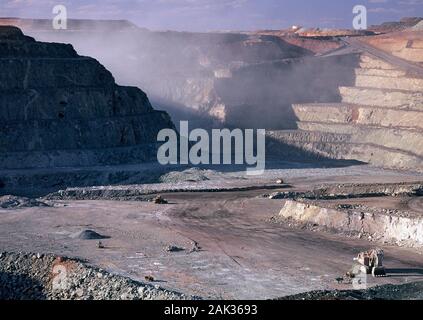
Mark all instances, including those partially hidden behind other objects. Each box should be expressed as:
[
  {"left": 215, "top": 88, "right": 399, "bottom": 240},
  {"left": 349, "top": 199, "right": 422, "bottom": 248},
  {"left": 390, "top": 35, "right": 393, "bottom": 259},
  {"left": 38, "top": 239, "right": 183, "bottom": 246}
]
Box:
[
  {"left": 1, "top": 194, "right": 423, "bottom": 298},
  {"left": 1, "top": 165, "right": 423, "bottom": 299}
]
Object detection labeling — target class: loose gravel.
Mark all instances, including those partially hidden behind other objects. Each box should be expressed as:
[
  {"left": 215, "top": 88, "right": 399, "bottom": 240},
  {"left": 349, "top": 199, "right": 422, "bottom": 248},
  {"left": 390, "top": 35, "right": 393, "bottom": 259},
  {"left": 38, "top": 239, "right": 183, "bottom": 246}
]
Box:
[
  {"left": 278, "top": 282, "right": 423, "bottom": 300},
  {"left": 0, "top": 195, "right": 49, "bottom": 209},
  {"left": 0, "top": 252, "right": 199, "bottom": 300}
]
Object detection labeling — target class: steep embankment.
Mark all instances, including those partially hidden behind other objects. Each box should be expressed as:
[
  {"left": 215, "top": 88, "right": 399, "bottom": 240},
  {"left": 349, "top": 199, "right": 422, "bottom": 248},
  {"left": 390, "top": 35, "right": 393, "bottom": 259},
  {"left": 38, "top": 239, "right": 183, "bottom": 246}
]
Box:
[
  {"left": 0, "top": 252, "right": 192, "bottom": 300},
  {"left": 2, "top": 18, "right": 360, "bottom": 129},
  {"left": 269, "top": 52, "right": 423, "bottom": 172},
  {"left": 0, "top": 25, "right": 177, "bottom": 195},
  {"left": 271, "top": 181, "right": 423, "bottom": 248},
  {"left": 360, "top": 30, "right": 423, "bottom": 66},
  {"left": 3, "top": 19, "right": 421, "bottom": 172},
  {"left": 0, "top": 26, "right": 174, "bottom": 170}
]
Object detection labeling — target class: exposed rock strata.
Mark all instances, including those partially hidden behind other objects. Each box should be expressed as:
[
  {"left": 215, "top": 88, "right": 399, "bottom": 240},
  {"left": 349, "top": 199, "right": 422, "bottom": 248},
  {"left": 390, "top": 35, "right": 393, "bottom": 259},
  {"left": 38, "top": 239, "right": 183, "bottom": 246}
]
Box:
[
  {"left": 277, "top": 199, "right": 423, "bottom": 247},
  {"left": 2, "top": 19, "right": 360, "bottom": 129},
  {"left": 0, "top": 26, "right": 174, "bottom": 170},
  {"left": 269, "top": 53, "right": 423, "bottom": 172}
]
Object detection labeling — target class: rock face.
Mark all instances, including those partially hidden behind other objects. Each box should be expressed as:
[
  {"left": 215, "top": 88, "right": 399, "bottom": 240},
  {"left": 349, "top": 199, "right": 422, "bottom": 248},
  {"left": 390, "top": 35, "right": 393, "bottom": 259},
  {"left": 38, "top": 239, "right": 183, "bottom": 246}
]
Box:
[
  {"left": 0, "top": 26, "right": 175, "bottom": 170},
  {"left": 278, "top": 199, "right": 423, "bottom": 248},
  {"left": 3, "top": 20, "right": 421, "bottom": 173},
  {"left": 271, "top": 181, "right": 423, "bottom": 248},
  {"left": 3, "top": 19, "right": 361, "bottom": 129},
  {"left": 369, "top": 17, "right": 423, "bottom": 33},
  {"left": 269, "top": 53, "right": 423, "bottom": 172},
  {"left": 360, "top": 30, "right": 423, "bottom": 66}
]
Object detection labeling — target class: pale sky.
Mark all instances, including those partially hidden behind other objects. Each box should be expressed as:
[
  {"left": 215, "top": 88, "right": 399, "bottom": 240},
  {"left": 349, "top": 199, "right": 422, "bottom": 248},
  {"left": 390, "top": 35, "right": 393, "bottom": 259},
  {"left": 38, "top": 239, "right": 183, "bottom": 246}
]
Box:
[{"left": 1, "top": 0, "right": 423, "bottom": 31}]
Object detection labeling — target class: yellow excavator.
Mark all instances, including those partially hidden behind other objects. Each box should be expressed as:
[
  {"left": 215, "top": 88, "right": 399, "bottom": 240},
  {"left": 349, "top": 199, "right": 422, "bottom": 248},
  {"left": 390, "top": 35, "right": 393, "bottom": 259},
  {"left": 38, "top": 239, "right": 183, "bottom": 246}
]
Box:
[{"left": 354, "top": 248, "right": 387, "bottom": 277}]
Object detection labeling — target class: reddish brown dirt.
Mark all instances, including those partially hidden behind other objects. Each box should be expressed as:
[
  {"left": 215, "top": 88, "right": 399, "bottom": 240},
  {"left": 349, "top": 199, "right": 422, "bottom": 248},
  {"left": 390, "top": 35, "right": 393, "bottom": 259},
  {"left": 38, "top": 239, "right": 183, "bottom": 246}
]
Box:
[
  {"left": 283, "top": 37, "right": 342, "bottom": 54},
  {"left": 249, "top": 31, "right": 343, "bottom": 54},
  {"left": 358, "top": 31, "right": 423, "bottom": 65},
  {"left": 1, "top": 187, "right": 422, "bottom": 299}
]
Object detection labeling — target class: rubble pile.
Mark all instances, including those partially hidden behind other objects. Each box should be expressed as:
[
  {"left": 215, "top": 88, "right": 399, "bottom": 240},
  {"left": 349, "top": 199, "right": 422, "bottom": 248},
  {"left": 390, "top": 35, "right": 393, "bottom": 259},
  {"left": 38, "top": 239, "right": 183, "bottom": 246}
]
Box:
[{"left": 0, "top": 252, "right": 195, "bottom": 300}]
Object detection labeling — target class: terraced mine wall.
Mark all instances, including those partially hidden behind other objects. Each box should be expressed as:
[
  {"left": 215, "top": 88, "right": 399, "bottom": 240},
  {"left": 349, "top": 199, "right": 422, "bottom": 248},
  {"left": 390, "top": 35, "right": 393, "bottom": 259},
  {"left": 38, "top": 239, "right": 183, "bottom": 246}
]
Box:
[
  {"left": 269, "top": 54, "right": 423, "bottom": 172},
  {"left": 5, "top": 19, "right": 360, "bottom": 129},
  {"left": 0, "top": 26, "right": 174, "bottom": 173},
  {"left": 213, "top": 54, "right": 360, "bottom": 128},
  {"left": 3, "top": 20, "right": 421, "bottom": 173},
  {"left": 361, "top": 30, "right": 423, "bottom": 65}
]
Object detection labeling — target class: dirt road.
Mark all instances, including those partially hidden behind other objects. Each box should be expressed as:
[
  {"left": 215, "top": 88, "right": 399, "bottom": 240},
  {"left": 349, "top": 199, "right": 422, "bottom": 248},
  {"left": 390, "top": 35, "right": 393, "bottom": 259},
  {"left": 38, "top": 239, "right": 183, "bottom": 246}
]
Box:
[
  {"left": 343, "top": 37, "right": 423, "bottom": 77},
  {"left": 1, "top": 186, "right": 422, "bottom": 299}
]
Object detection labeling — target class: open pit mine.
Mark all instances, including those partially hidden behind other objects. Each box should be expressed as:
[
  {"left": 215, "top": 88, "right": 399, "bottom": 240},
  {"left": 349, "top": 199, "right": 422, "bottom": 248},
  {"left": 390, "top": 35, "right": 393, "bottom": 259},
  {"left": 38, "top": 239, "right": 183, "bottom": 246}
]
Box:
[{"left": 0, "top": 16, "right": 423, "bottom": 301}]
